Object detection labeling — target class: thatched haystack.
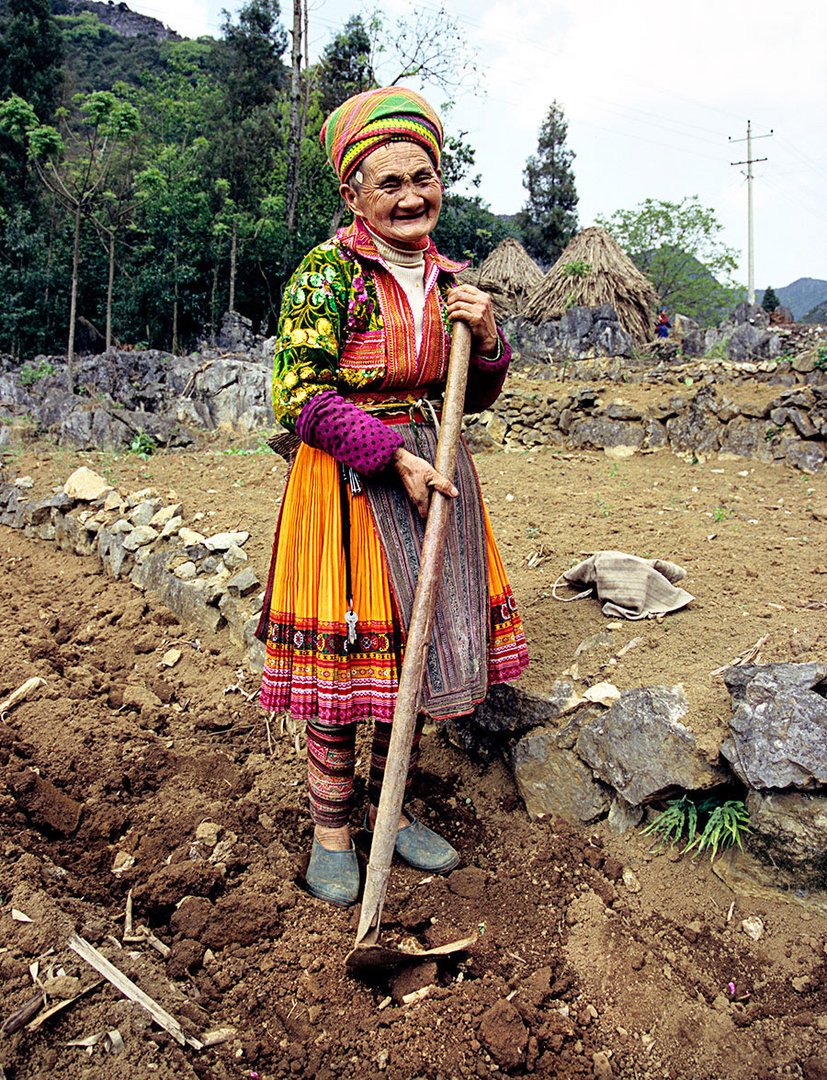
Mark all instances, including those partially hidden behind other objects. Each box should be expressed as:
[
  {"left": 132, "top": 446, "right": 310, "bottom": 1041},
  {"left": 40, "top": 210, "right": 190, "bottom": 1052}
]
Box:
[
  {"left": 523, "top": 227, "right": 657, "bottom": 344},
  {"left": 473, "top": 238, "right": 544, "bottom": 318}
]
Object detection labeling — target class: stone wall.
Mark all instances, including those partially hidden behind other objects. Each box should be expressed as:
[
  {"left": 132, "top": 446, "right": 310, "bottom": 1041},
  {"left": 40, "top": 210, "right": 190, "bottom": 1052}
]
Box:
[
  {"left": 465, "top": 380, "right": 827, "bottom": 473},
  {"left": 507, "top": 301, "right": 826, "bottom": 368},
  {"left": 0, "top": 468, "right": 265, "bottom": 672},
  {"left": 2, "top": 325, "right": 825, "bottom": 472},
  {"left": 0, "top": 348, "right": 273, "bottom": 452}
]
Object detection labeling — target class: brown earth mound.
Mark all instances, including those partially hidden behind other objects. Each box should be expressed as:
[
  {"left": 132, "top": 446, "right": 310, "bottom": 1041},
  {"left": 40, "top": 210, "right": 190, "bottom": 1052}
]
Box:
[{"left": 0, "top": 438, "right": 826, "bottom": 1079}]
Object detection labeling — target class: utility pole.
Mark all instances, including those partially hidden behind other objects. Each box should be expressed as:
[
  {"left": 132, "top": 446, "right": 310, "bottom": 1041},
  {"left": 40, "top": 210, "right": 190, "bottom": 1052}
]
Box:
[{"left": 729, "top": 120, "right": 773, "bottom": 305}]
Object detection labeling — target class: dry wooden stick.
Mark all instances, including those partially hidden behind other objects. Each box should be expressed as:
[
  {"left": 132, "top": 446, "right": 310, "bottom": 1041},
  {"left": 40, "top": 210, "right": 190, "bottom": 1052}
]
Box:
[
  {"left": 2, "top": 992, "right": 44, "bottom": 1035},
  {"left": 26, "top": 980, "right": 103, "bottom": 1033},
  {"left": 0, "top": 677, "right": 45, "bottom": 718},
  {"left": 68, "top": 934, "right": 202, "bottom": 1050},
  {"left": 353, "top": 322, "right": 472, "bottom": 954},
  {"left": 709, "top": 635, "right": 768, "bottom": 676},
  {"left": 123, "top": 926, "right": 171, "bottom": 958}
]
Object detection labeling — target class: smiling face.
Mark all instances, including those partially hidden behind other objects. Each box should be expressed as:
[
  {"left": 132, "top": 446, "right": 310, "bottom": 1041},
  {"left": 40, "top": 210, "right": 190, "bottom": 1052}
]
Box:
[{"left": 340, "top": 142, "right": 443, "bottom": 250}]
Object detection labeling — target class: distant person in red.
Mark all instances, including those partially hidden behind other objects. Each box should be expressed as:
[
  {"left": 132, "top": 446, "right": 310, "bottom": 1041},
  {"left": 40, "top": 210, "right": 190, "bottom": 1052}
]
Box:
[{"left": 656, "top": 309, "right": 671, "bottom": 338}]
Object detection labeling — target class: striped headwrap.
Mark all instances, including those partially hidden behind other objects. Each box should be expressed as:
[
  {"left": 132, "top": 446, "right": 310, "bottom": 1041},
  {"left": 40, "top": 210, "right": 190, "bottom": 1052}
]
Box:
[{"left": 321, "top": 87, "right": 443, "bottom": 182}]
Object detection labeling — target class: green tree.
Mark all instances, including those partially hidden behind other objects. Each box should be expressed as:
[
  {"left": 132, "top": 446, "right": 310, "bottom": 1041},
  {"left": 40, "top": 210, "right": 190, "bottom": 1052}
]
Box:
[
  {"left": 517, "top": 101, "right": 578, "bottom": 266},
  {"left": 217, "top": 0, "right": 288, "bottom": 115},
  {"left": 596, "top": 196, "right": 741, "bottom": 325},
  {"left": 433, "top": 194, "right": 520, "bottom": 265},
  {"left": 0, "top": 0, "right": 64, "bottom": 119},
  {"left": 56, "top": 12, "right": 168, "bottom": 96},
  {"left": 316, "top": 15, "right": 374, "bottom": 115},
  {"left": 212, "top": 1, "right": 289, "bottom": 309},
  {"left": 0, "top": 0, "right": 65, "bottom": 356},
  {"left": 0, "top": 91, "right": 141, "bottom": 375},
  {"left": 761, "top": 285, "right": 780, "bottom": 313},
  {"left": 131, "top": 140, "right": 212, "bottom": 352}
]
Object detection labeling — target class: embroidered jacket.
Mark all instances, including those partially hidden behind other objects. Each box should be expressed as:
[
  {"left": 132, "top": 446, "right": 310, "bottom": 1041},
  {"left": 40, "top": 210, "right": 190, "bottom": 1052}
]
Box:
[{"left": 272, "top": 219, "right": 512, "bottom": 475}]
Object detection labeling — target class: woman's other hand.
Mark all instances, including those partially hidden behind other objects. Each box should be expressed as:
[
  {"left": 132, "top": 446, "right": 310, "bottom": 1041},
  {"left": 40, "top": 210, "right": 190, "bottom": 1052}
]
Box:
[
  {"left": 392, "top": 447, "right": 458, "bottom": 517},
  {"left": 446, "top": 284, "right": 498, "bottom": 356}
]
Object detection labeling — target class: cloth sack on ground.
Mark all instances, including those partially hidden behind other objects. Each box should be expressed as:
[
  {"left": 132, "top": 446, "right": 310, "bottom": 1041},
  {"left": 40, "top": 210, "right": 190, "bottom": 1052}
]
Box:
[{"left": 560, "top": 550, "right": 694, "bottom": 620}]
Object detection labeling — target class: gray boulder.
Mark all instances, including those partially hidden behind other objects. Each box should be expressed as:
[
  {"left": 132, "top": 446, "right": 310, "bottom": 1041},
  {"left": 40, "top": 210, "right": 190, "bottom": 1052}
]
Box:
[
  {"left": 568, "top": 417, "right": 644, "bottom": 451},
  {"left": 784, "top": 439, "right": 826, "bottom": 473},
  {"left": 217, "top": 311, "right": 257, "bottom": 351},
  {"left": 719, "top": 417, "right": 777, "bottom": 463},
  {"left": 576, "top": 686, "right": 728, "bottom": 804},
  {"left": 441, "top": 681, "right": 579, "bottom": 762},
  {"left": 746, "top": 790, "right": 827, "bottom": 887},
  {"left": 716, "top": 791, "right": 827, "bottom": 904},
  {"left": 193, "top": 358, "right": 271, "bottom": 432},
  {"left": 511, "top": 726, "right": 611, "bottom": 824},
  {"left": 472, "top": 680, "right": 580, "bottom": 736},
  {"left": 721, "top": 663, "right": 827, "bottom": 789},
  {"left": 726, "top": 322, "right": 782, "bottom": 362},
  {"left": 728, "top": 302, "right": 770, "bottom": 328},
  {"left": 666, "top": 388, "right": 722, "bottom": 455},
  {"left": 607, "top": 796, "right": 644, "bottom": 833},
  {"left": 59, "top": 407, "right": 94, "bottom": 447}
]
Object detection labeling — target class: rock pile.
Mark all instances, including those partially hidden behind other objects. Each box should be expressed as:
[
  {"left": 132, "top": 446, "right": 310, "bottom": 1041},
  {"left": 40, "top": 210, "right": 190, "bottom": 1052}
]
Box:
[
  {"left": 507, "top": 301, "right": 826, "bottom": 368},
  {"left": 717, "top": 664, "right": 827, "bottom": 902},
  {"left": 2, "top": 314, "right": 825, "bottom": 472},
  {"left": 683, "top": 303, "right": 825, "bottom": 363},
  {"left": 508, "top": 305, "right": 634, "bottom": 361},
  {"left": 0, "top": 466, "right": 265, "bottom": 671},
  {"left": 446, "top": 662, "right": 827, "bottom": 910}
]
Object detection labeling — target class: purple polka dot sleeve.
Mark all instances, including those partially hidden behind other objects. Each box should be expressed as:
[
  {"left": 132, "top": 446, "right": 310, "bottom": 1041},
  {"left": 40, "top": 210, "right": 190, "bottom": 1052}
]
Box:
[{"left": 296, "top": 390, "right": 404, "bottom": 476}]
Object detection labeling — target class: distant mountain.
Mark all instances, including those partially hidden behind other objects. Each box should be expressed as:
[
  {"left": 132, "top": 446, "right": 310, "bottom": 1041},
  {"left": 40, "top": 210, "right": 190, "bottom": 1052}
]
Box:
[
  {"left": 802, "top": 299, "right": 827, "bottom": 325},
  {"left": 51, "top": 1, "right": 179, "bottom": 42},
  {"left": 756, "top": 278, "right": 827, "bottom": 320}
]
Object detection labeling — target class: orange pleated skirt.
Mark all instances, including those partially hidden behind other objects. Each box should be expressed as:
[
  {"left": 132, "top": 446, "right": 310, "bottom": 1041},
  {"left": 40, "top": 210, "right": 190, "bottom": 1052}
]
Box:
[{"left": 258, "top": 442, "right": 528, "bottom": 724}]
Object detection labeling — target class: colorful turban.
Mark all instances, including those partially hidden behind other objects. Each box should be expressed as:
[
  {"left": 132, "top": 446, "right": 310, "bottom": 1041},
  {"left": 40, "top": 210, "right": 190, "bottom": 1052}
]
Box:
[{"left": 321, "top": 87, "right": 443, "bottom": 181}]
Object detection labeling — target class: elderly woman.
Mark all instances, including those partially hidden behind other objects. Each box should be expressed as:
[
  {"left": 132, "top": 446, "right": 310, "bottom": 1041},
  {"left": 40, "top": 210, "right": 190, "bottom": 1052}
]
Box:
[{"left": 256, "top": 87, "right": 528, "bottom": 906}]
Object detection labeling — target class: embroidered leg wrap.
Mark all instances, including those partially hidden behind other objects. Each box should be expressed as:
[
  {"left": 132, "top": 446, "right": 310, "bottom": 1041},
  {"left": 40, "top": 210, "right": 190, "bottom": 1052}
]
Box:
[
  {"left": 306, "top": 720, "right": 357, "bottom": 828},
  {"left": 368, "top": 714, "right": 426, "bottom": 809}
]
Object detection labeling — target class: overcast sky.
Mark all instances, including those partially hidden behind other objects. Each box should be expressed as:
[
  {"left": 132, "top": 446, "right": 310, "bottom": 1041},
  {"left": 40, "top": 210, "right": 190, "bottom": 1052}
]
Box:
[{"left": 127, "top": 0, "right": 827, "bottom": 290}]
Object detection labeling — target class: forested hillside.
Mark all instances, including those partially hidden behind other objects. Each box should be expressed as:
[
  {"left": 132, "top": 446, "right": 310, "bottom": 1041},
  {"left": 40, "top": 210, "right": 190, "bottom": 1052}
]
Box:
[{"left": 0, "top": 0, "right": 517, "bottom": 358}]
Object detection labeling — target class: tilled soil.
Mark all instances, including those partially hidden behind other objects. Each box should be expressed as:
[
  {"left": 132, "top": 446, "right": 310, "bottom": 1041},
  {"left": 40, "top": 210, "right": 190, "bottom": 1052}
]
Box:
[{"left": 1, "top": 432, "right": 826, "bottom": 1079}]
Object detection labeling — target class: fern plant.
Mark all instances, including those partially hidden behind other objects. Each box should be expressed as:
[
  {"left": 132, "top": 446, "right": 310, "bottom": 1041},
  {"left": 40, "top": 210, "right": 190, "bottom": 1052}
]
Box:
[
  {"left": 686, "top": 800, "right": 751, "bottom": 860},
  {"left": 642, "top": 796, "right": 750, "bottom": 860},
  {"left": 641, "top": 795, "right": 698, "bottom": 850}
]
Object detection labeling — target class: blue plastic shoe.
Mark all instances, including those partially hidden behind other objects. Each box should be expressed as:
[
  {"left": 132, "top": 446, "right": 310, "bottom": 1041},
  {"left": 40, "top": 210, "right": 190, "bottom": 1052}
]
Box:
[
  {"left": 305, "top": 838, "right": 360, "bottom": 907},
  {"left": 364, "top": 810, "right": 460, "bottom": 874}
]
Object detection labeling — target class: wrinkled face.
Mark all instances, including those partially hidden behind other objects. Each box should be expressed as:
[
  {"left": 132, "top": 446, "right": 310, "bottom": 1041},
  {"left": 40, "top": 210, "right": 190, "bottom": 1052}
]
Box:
[{"left": 340, "top": 142, "right": 443, "bottom": 249}]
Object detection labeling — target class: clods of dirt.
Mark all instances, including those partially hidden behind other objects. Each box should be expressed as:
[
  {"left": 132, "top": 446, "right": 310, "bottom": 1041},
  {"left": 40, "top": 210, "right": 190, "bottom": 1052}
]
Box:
[{"left": 0, "top": 439, "right": 825, "bottom": 1078}]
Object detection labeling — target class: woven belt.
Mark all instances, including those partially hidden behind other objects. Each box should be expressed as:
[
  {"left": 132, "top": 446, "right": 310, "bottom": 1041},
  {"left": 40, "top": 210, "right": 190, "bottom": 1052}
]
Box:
[{"left": 348, "top": 390, "right": 443, "bottom": 426}]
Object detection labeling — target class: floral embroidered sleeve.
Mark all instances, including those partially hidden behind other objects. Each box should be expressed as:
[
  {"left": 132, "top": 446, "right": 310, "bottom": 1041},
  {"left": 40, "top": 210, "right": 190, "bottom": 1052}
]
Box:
[
  {"left": 271, "top": 245, "right": 347, "bottom": 432},
  {"left": 272, "top": 241, "right": 404, "bottom": 473}
]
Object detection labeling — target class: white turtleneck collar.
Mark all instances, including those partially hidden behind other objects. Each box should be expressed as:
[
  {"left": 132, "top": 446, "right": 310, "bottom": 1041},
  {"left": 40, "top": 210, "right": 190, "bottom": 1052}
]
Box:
[{"left": 366, "top": 224, "right": 427, "bottom": 353}]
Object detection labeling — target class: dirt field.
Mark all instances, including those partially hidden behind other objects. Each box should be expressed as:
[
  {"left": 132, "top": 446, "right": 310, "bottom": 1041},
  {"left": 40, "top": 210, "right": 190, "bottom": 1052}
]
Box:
[{"left": 1, "top": 433, "right": 826, "bottom": 1079}]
